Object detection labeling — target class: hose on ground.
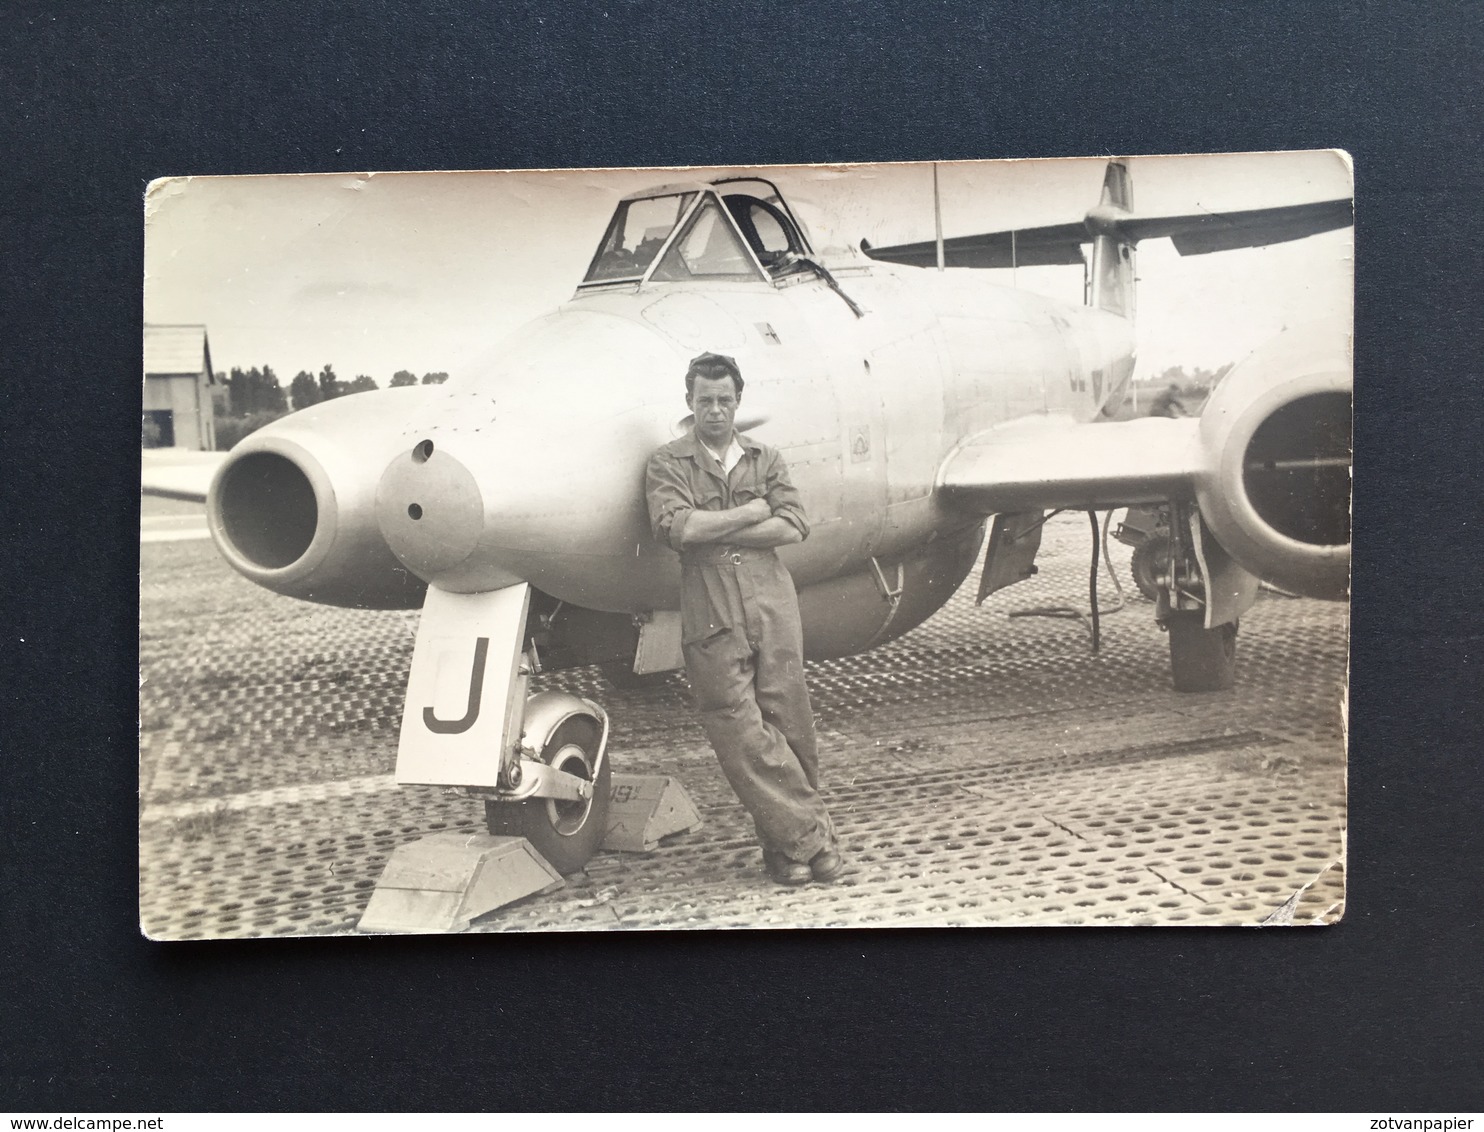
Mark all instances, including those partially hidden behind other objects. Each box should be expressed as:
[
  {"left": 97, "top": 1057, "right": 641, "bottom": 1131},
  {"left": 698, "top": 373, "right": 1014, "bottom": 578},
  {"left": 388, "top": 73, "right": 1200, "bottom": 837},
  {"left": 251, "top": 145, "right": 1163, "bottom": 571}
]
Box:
[{"left": 1008, "top": 509, "right": 1127, "bottom": 653}]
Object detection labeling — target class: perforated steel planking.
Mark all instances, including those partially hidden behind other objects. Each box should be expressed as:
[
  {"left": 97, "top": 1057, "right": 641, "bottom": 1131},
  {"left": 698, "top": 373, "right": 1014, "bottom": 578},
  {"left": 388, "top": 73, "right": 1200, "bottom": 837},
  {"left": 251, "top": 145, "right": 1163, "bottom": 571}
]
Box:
[{"left": 140, "top": 513, "right": 1347, "bottom": 937}]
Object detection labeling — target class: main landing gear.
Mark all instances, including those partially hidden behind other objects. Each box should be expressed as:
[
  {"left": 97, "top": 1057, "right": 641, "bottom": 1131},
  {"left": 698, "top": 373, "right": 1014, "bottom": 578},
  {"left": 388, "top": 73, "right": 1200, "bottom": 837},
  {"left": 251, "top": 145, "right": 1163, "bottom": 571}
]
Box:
[
  {"left": 1113, "top": 505, "right": 1168, "bottom": 603},
  {"left": 1146, "top": 501, "right": 1242, "bottom": 693},
  {"left": 1129, "top": 540, "right": 1169, "bottom": 604},
  {"left": 1165, "top": 611, "right": 1237, "bottom": 692}
]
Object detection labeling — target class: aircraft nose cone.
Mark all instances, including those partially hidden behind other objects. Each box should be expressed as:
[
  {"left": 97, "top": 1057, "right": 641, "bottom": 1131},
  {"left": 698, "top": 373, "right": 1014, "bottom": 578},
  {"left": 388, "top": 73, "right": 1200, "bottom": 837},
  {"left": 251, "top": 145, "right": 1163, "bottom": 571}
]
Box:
[{"left": 376, "top": 439, "right": 484, "bottom": 581}]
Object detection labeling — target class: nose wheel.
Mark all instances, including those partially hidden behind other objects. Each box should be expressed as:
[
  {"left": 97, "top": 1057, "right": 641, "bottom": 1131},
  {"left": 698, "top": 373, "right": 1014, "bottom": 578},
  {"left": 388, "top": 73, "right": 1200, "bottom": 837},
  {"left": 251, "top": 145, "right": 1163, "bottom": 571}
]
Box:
[{"left": 485, "top": 716, "right": 611, "bottom": 874}]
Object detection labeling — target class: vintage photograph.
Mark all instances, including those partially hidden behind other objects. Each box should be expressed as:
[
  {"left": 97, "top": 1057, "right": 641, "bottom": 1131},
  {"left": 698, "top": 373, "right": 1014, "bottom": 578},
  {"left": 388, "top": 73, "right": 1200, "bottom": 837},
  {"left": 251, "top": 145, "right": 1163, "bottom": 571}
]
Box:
[{"left": 140, "top": 152, "right": 1352, "bottom": 937}]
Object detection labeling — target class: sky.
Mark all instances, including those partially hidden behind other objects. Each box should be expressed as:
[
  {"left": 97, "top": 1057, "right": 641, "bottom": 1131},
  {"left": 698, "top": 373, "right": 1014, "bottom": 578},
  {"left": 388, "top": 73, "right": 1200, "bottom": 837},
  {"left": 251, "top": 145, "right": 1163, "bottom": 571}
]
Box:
[{"left": 143, "top": 151, "right": 1353, "bottom": 386}]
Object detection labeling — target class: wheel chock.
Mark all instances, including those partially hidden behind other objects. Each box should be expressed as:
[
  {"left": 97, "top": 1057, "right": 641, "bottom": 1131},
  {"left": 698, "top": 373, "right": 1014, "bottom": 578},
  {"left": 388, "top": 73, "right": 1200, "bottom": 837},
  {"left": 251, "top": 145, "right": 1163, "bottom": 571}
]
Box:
[
  {"left": 356, "top": 832, "right": 564, "bottom": 934},
  {"left": 601, "top": 774, "right": 703, "bottom": 853}
]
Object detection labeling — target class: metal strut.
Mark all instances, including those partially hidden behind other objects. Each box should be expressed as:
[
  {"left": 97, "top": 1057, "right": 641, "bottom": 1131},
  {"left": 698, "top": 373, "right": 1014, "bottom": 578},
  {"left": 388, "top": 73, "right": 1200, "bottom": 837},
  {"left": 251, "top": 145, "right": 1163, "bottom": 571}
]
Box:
[{"left": 869, "top": 556, "right": 904, "bottom": 609}]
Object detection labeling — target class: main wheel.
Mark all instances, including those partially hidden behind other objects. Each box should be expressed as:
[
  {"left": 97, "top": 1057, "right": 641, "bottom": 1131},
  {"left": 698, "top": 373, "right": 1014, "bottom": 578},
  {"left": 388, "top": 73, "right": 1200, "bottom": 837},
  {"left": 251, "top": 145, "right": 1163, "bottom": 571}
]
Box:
[
  {"left": 1129, "top": 540, "right": 1167, "bottom": 602},
  {"left": 1167, "top": 612, "right": 1237, "bottom": 692},
  {"left": 485, "top": 716, "right": 611, "bottom": 874}
]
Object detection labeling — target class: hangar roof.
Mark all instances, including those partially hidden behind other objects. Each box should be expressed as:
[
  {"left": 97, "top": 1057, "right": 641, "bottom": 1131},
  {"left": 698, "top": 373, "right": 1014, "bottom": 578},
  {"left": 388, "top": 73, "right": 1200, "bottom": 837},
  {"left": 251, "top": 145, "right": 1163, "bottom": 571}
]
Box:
[{"left": 144, "top": 324, "right": 213, "bottom": 380}]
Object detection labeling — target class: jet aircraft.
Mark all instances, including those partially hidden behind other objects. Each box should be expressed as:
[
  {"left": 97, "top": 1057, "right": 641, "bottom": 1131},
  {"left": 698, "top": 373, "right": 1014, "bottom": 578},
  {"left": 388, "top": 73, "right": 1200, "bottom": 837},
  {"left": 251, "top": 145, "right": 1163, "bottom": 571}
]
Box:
[{"left": 150, "top": 156, "right": 1353, "bottom": 874}]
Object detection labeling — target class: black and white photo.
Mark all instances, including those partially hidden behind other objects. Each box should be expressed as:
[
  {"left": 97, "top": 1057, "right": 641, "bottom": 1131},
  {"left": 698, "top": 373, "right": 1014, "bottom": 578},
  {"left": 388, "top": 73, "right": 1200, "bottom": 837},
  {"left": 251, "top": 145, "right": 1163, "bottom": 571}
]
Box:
[{"left": 139, "top": 152, "right": 1352, "bottom": 937}]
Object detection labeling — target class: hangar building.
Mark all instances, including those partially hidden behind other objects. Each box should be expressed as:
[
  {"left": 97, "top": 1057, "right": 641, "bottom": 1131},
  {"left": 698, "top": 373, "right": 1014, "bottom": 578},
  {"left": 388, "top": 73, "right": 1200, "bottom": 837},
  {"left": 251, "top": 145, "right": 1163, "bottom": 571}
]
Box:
[{"left": 143, "top": 324, "right": 216, "bottom": 450}]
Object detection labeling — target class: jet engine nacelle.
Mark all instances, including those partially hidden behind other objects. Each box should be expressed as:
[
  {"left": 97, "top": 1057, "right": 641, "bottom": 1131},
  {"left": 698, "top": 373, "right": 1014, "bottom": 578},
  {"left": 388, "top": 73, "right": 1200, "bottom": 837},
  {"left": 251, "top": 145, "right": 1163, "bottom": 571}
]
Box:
[
  {"left": 1193, "top": 319, "right": 1352, "bottom": 601},
  {"left": 208, "top": 388, "right": 432, "bottom": 609}
]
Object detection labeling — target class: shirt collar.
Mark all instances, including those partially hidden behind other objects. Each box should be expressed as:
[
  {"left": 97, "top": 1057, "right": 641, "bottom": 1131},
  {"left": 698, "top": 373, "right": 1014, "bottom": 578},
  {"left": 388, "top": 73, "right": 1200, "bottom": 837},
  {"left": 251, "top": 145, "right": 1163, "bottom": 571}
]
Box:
[{"left": 680, "top": 429, "right": 761, "bottom": 462}]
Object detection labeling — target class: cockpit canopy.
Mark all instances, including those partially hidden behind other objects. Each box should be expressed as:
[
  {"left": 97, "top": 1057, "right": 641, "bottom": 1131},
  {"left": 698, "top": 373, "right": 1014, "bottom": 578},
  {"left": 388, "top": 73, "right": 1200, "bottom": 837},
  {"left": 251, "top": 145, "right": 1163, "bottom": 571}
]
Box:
[
  {"left": 580, "top": 179, "right": 813, "bottom": 289},
  {"left": 583, "top": 191, "right": 697, "bottom": 284}
]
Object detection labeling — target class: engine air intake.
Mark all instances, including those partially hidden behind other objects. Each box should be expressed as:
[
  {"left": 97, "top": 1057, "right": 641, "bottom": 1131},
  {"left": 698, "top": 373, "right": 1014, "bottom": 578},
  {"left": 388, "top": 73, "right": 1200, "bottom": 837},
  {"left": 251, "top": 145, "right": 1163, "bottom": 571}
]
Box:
[
  {"left": 216, "top": 451, "right": 318, "bottom": 569},
  {"left": 1242, "top": 392, "right": 1351, "bottom": 548}
]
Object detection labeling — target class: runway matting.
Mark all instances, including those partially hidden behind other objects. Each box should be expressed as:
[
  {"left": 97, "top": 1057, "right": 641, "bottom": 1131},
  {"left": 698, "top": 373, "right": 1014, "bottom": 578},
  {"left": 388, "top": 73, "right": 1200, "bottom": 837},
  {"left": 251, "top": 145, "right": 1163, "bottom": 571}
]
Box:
[{"left": 139, "top": 503, "right": 1347, "bottom": 936}]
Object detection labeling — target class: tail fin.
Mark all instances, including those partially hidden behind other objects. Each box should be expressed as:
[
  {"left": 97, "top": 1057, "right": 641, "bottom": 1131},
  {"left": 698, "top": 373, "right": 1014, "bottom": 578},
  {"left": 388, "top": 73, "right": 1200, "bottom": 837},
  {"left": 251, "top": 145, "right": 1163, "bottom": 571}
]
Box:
[{"left": 1088, "top": 160, "right": 1135, "bottom": 321}]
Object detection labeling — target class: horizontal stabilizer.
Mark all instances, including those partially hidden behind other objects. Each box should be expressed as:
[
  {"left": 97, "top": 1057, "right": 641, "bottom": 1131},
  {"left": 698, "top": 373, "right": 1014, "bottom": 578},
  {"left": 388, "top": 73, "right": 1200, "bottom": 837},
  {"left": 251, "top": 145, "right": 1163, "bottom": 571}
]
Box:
[
  {"left": 862, "top": 222, "right": 1087, "bottom": 270},
  {"left": 938, "top": 416, "right": 1203, "bottom": 514},
  {"left": 1125, "top": 198, "right": 1354, "bottom": 256},
  {"left": 863, "top": 196, "right": 1352, "bottom": 269},
  {"left": 141, "top": 449, "right": 227, "bottom": 502}
]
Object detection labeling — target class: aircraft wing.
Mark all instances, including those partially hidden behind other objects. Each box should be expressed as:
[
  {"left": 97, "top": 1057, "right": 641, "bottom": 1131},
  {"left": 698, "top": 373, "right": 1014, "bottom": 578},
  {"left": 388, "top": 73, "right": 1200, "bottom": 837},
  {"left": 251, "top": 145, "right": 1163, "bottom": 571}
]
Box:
[
  {"left": 863, "top": 197, "right": 1352, "bottom": 268},
  {"left": 141, "top": 449, "right": 227, "bottom": 502},
  {"left": 937, "top": 415, "right": 1204, "bottom": 514}
]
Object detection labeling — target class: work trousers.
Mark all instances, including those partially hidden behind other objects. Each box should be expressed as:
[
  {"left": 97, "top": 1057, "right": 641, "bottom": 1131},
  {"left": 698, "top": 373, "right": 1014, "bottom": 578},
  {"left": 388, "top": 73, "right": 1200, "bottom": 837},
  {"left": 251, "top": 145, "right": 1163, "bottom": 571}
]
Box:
[{"left": 679, "top": 547, "right": 834, "bottom": 864}]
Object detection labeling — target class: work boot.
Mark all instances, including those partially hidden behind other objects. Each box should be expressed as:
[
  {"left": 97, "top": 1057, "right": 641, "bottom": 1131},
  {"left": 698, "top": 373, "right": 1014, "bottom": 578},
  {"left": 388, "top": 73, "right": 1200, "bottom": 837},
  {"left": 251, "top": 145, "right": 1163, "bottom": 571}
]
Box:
[
  {"left": 763, "top": 851, "right": 812, "bottom": 887},
  {"left": 809, "top": 847, "right": 846, "bottom": 883}
]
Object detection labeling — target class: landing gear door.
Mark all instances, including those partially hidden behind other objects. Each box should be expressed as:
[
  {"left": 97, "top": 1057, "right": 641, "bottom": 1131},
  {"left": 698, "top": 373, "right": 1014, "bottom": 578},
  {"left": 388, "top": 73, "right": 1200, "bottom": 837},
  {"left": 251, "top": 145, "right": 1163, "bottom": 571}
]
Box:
[
  {"left": 396, "top": 583, "right": 532, "bottom": 787},
  {"left": 1189, "top": 513, "right": 1259, "bottom": 629},
  {"left": 976, "top": 511, "right": 1044, "bottom": 604}
]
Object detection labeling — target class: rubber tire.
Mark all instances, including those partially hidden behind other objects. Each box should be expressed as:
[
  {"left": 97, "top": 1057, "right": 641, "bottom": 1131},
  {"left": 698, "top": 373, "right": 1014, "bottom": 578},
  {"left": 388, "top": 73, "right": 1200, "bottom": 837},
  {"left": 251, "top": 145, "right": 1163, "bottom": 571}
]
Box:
[
  {"left": 485, "top": 716, "right": 610, "bottom": 874},
  {"left": 1167, "top": 612, "right": 1237, "bottom": 692},
  {"left": 1129, "top": 540, "right": 1167, "bottom": 602}
]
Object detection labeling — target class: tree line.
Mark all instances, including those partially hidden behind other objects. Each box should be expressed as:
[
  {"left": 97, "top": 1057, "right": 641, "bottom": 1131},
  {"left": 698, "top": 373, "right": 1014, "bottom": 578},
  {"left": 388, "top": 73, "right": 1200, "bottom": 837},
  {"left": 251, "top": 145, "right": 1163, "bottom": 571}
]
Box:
[{"left": 215, "top": 365, "right": 450, "bottom": 450}]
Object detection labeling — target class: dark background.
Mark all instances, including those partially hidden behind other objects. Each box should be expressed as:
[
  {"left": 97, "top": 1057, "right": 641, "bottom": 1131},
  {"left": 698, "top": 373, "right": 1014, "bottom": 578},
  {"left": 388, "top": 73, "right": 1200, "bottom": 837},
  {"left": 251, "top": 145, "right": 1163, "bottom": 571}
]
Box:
[{"left": 4, "top": 0, "right": 1481, "bottom": 1112}]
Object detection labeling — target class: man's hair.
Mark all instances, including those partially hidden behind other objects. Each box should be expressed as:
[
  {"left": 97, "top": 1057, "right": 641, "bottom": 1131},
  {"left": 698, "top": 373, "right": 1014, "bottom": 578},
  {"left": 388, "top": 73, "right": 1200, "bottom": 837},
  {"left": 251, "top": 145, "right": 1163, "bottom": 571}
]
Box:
[{"left": 685, "top": 352, "right": 744, "bottom": 398}]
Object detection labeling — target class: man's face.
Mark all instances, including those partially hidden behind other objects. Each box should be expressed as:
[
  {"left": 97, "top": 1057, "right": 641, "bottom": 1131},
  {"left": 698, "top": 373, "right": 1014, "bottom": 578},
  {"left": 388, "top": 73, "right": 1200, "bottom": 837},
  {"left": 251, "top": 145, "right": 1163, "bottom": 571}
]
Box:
[{"left": 688, "top": 374, "right": 740, "bottom": 449}]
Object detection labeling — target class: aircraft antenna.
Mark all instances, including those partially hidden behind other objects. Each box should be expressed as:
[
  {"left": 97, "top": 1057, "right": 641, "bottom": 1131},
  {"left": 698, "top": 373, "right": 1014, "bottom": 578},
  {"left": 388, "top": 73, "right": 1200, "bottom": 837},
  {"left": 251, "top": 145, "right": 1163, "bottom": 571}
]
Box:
[{"left": 933, "top": 164, "right": 945, "bottom": 272}]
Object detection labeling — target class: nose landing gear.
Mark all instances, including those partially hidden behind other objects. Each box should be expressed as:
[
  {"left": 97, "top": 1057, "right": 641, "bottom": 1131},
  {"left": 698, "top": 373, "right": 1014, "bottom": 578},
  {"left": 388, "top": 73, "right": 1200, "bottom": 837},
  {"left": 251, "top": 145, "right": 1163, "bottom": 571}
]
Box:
[
  {"left": 394, "top": 584, "right": 614, "bottom": 877},
  {"left": 486, "top": 712, "right": 612, "bottom": 875}
]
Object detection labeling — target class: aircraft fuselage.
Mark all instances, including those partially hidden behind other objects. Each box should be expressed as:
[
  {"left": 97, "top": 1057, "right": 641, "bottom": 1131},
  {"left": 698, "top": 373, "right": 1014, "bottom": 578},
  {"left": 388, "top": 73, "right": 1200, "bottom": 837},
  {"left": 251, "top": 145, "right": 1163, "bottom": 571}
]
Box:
[{"left": 373, "top": 264, "right": 1135, "bottom": 638}]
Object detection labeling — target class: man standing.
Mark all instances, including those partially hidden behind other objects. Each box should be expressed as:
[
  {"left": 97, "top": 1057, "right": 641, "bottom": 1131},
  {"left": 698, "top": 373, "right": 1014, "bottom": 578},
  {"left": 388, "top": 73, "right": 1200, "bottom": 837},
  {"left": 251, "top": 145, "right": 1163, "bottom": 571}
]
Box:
[
  {"left": 646, "top": 352, "right": 843, "bottom": 887},
  {"left": 1149, "top": 382, "right": 1188, "bottom": 418}
]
